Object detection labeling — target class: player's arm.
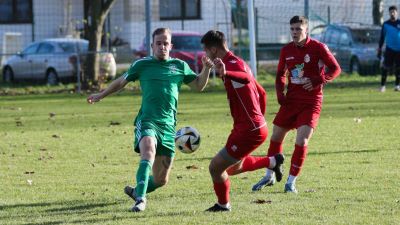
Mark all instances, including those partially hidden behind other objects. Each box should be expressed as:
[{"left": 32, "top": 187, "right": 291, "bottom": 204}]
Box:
[
  {"left": 276, "top": 50, "right": 287, "bottom": 105},
  {"left": 255, "top": 81, "right": 267, "bottom": 115},
  {"left": 308, "top": 44, "right": 341, "bottom": 88},
  {"left": 377, "top": 23, "right": 385, "bottom": 58},
  {"left": 87, "top": 76, "right": 129, "bottom": 104},
  {"left": 213, "top": 58, "right": 251, "bottom": 84},
  {"left": 188, "top": 56, "right": 213, "bottom": 91}
]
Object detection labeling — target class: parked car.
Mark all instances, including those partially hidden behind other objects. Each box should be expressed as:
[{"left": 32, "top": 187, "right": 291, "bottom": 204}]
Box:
[
  {"left": 318, "top": 23, "right": 381, "bottom": 75},
  {"left": 134, "top": 31, "right": 205, "bottom": 73},
  {"left": 2, "top": 38, "right": 117, "bottom": 85}
]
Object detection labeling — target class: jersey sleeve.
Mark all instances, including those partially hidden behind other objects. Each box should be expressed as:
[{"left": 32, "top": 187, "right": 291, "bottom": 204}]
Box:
[
  {"left": 276, "top": 48, "right": 287, "bottom": 104},
  {"left": 225, "top": 60, "right": 251, "bottom": 84},
  {"left": 182, "top": 61, "right": 197, "bottom": 84},
  {"left": 255, "top": 81, "right": 267, "bottom": 115},
  {"left": 310, "top": 43, "right": 341, "bottom": 86},
  {"left": 123, "top": 61, "right": 141, "bottom": 82}
]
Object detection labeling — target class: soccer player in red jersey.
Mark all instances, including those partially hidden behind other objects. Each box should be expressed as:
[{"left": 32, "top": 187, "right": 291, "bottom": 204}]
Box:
[
  {"left": 252, "top": 16, "right": 341, "bottom": 194},
  {"left": 201, "top": 30, "right": 284, "bottom": 212}
]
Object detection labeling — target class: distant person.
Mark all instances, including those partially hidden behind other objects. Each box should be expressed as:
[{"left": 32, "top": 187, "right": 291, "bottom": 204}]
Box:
[
  {"left": 87, "top": 28, "right": 213, "bottom": 212},
  {"left": 201, "top": 30, "right": 284, "bottom": 212},
  {"left": 252, "top": 16, "right": 341, "bottom": 194},
  {"left": 378, "top": 5, "right": 400, "bottom": 92}
]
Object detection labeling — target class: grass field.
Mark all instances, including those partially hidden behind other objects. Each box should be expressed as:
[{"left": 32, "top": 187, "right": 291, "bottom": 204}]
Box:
[{"left": 0, "top": 75, "right": 399, "bottom": 224}]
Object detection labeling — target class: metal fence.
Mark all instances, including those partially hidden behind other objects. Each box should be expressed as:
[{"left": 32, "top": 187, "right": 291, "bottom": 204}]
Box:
[{"left": 1, "top": 0, "right": 400, "bottom": 84}]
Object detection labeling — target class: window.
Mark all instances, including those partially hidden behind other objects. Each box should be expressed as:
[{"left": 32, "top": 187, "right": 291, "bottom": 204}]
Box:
[
  {"left": 339, "top": 32, "right": 351, "bottom": 46},
  {"left": 160, "top": 0, "right": 201, "bottom": 20},
  {"left": 22, "top": 43, "right": 39, "bottom": 55},
  {"left": 37, "top": 43, "right": 54, "bottom": 54},
  {"left": 0, "top": 0, "right": 33, "bottom": 24}
]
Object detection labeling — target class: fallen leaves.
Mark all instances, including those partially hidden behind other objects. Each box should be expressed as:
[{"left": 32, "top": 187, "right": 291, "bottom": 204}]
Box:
[
  {"left": 252, "top": 199, "right": 272, "bottom": 204},
  {"left": 186, "top": 165, "right": 198, "bottom": 170},
  {"left": 109, "top": 121, "right": 120, "bottom": 126}
]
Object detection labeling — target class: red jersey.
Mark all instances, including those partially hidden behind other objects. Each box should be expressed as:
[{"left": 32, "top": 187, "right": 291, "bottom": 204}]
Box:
[
  {"left": 276, "top": 37, "right": 341, "bottom": 104},
  {"left": 221, "top": 51, "right": 266, "bottom": 131}
]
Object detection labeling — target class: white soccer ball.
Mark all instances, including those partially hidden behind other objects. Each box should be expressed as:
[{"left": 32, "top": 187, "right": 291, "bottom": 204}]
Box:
[{"left": 175, "top": 126, "right": 201, "bottom": 154}]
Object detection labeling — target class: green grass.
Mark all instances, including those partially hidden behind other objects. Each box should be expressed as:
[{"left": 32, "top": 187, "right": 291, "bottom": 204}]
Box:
[{"left": 1, "top": 74, "right": 399, "bottom": 225}]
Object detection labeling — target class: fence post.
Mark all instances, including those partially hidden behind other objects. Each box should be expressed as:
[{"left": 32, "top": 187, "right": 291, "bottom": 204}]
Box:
[
  {"left": 247, "top": 0, "right": 257, "bottom": 78},
  {"left": 75, "top": 42, "right": 81, "bottom": 94}
]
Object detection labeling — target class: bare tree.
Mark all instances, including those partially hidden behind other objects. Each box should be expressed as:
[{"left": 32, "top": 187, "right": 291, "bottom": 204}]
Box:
[
  {"left": 83, "top": 0, "right": 117, "bottom": 88},
  {"left": 373, "top": 0, "right": 383, "bottom": 25}
]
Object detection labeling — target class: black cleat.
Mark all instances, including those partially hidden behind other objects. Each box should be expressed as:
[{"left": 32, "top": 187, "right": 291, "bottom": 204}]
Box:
[
  {"left": 205, "top": 203, "right": 231, "bottom": 212},
  {"left": 124, "top": 185, "right": 137, "bottom": 201},
  {"left": 272, "top": 153, "right": 285, "bottom": 182}
]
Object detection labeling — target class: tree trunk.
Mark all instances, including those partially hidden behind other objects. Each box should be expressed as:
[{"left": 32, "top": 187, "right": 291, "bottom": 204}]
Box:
[
  {"left": 83, "top": 0, "right": 116, "bottom": 90},
  {"left": 373, "top": 0, "right": 383, "bottom": 25}
]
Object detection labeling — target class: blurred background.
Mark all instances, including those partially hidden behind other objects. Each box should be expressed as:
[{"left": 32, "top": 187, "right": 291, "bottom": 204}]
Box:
[{"left": 0, "top": 0, "right": 398, "bottom": 86}]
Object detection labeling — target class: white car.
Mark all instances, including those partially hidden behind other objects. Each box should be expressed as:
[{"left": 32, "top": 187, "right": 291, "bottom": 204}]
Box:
[{"left": 2, "top": 38, "right": 116, "bottom": 85}]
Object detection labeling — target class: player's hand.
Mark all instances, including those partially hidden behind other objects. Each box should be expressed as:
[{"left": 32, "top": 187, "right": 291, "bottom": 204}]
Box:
[
  {"left": 277, "top": 94, "right": 286, "bottom": 105},
  {"left": 201, "top": 56, "right": 214, "bottom": 69},
  {"left": 302, "top": 79, "right": 314, "bottom": 91},
  {"left": 377, "top": 48, "right": 382, "bottom": 59},
  {"left": 213, "top": 58, "right": 226, "bottom": 76},
  {"left": 87, "top": 93, "right": 103, "bottom": 104}
]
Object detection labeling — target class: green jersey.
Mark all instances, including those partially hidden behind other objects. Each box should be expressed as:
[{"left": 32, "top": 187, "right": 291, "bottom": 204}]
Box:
[{"left": 124, "top": 56, "right": 197, "bottom": 126}]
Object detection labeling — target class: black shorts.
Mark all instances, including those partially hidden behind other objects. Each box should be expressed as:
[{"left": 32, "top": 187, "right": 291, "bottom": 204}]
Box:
[{"left": 383, "top": 48, "right": 400, "bottom": 69}]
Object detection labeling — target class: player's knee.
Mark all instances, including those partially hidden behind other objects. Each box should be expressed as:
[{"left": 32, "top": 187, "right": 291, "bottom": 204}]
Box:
[
  {"left": 208, "top": 161, "right": 219, "bottom": 177},
  {"left": 157, "top": 178, "right": 168, "bottom": 187}
]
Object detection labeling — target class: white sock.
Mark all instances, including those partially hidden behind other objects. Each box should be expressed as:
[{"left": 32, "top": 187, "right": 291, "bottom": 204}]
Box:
[
  {"left": 265, "top": 168, "right": 274, "bottom": 179},
  {"left": 287, "top": 175, "right": 297, "bottom": 184},
  {"left": 218, "top": 202, "right": 231, "bottom": 209},
  {"left": 268, "top": 156, "right": 276, "bottom": 169}
]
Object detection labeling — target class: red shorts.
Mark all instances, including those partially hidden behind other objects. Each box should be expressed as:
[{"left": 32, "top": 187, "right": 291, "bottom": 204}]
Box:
[
  {"left": 273, "top": 101, "right": 321, "bottom": 129},
  {"left": 225, "top": 125, "right": 268, "bottom": 160}
]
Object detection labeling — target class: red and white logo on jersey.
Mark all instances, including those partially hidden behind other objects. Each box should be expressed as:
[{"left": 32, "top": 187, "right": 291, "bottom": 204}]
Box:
[
  {"left": 231, "top": 145, "right": 238, "bottom": 152},
  {"left": 304, "top": 54, "right": 310, "bottom": 63},
  {"left": 229, "top": 60, "right": 237, "bottom": 64}
]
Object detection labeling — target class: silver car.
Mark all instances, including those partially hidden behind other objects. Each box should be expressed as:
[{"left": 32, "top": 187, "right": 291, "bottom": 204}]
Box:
[{"left": 2, "top": 38, "right": 116, "bottom": 85}]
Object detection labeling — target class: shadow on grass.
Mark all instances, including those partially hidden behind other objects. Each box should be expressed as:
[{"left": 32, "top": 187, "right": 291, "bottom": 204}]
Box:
[{"left": 254, "top": 149, "right": 380, "bottom": 157}]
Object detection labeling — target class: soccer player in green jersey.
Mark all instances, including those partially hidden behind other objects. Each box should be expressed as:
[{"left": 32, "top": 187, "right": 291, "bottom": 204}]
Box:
[{"left": 87, "top": 28, "right": 214, "bottom": 212}]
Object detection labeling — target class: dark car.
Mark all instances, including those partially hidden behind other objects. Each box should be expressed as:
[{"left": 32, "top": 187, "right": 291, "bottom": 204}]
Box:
[
  {"left": 318, "top": 23, "right": 381, "bottom": 75},
  {"left": 134, "top": 31, "right": 205, "bottom": 73}
]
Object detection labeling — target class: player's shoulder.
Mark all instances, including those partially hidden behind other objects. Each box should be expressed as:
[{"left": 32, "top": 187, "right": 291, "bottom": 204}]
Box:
[
  {"left": 224, "top": 52, "right": 245, "bottom": 66},
  {"left": 309, "top": 38, "right": 330, "bottom": 51},
  {"left": 130, "top": 57, "right": 153, "bottom": 68}
]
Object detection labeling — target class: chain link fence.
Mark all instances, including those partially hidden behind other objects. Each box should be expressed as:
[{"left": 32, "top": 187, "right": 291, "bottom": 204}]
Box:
[{"left": 1, "top": 0, "right": 400, "bottom": 84}]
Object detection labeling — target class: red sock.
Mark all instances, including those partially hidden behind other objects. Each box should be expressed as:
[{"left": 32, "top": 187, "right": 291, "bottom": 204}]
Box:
[
  {"left": 290, "top": 145, "right": 308, "bottom": 176},
  {"left": 267, "top": 140, "right": 283, "bottom": 157},
  {"left": 241, "top": 156, "right": 270, "bottom": 172},
  {"left": 213, "top": 179, "right": 230, "bottom": 205}
]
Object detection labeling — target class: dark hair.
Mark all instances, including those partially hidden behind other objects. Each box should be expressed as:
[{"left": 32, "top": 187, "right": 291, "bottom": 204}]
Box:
[
  {"left": 152, "top": 28, "right": 171, "bottom": 41},
  {"left": 289, "top": 15, "right": 308, "bottom": 26},
  {"left": 389, "top": 5, "right": 397, "bottom": 11},
  {"left": 201, "top": 30, "right": 226, "bottom": 49}
]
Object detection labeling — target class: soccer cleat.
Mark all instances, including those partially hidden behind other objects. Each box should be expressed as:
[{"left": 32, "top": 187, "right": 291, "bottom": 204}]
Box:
[
  {"left": 124, "top": 185, "right": 137, "bottom": 201},
  {"left": 284, "top": 183, "right": 298, "bottom": 194},
  {"left": 272, "top": 153, "right": 285, "bottom": 182},
  {"left": 252, "top": 176, "right": 275, "bottom": 191},
  {"left": 205, "top": 203, "right": 231, "bottom": 212},
  {"left": 379, "top": 86, "right": 386, "bottom": 92},
  {"left": 395, "top": 85, "right": 400, "bottom": 91},
  {"left": 131, "top": 198, "right": 146, "bottom": 212}
]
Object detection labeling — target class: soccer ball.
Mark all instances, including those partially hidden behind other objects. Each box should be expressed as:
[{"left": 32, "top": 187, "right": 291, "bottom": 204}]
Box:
[{"left": 175, "top": 126, "right": 201, "bottom": 154}]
